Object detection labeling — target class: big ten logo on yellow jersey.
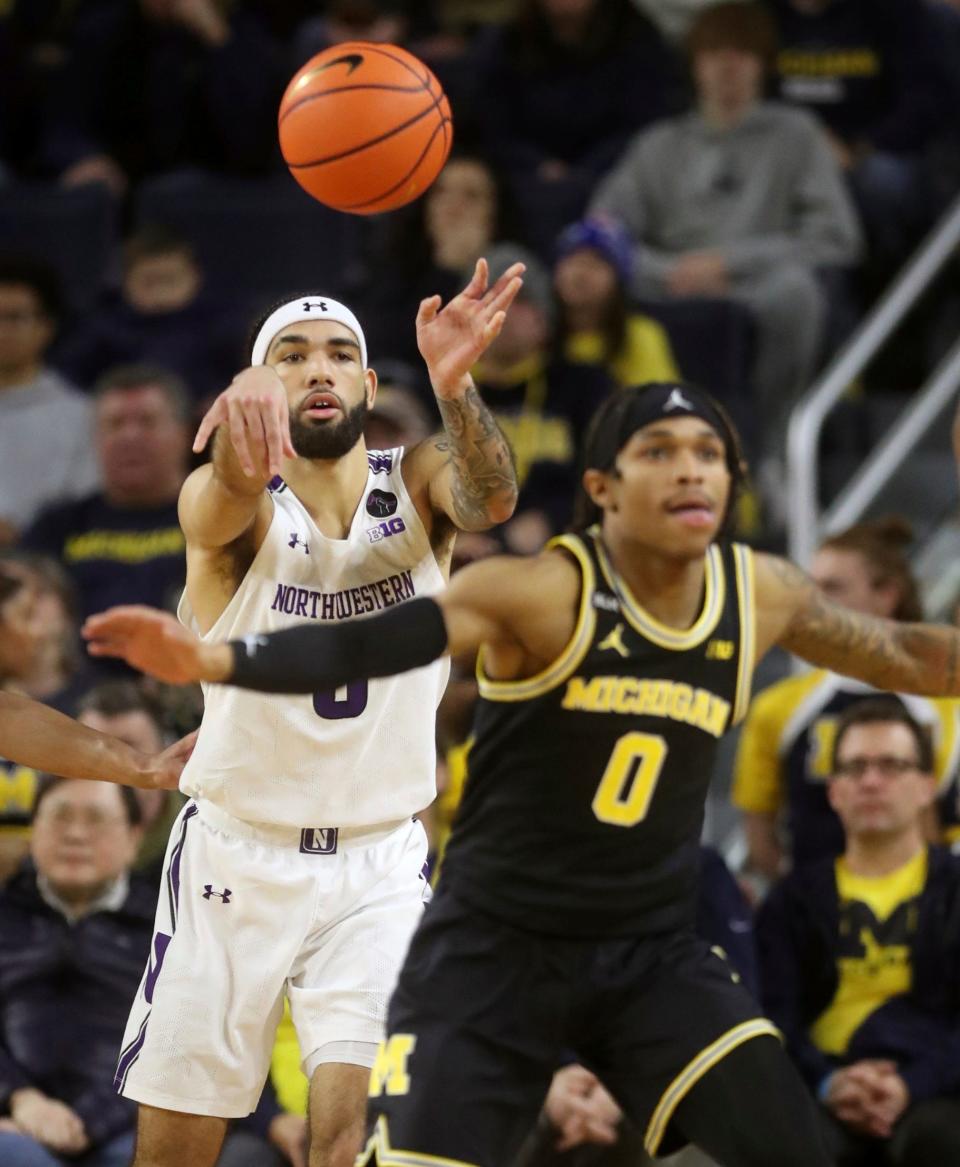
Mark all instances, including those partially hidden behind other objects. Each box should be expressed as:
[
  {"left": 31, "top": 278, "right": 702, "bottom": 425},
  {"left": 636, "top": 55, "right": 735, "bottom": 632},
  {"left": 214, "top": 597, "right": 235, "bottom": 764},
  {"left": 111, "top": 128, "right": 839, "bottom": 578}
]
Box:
[
  {"left": 368, "top": 1035, "right": 416, "bottom": 1098},
  {"left": 806, "top": 716, "right": 839, "bottom": 782}
]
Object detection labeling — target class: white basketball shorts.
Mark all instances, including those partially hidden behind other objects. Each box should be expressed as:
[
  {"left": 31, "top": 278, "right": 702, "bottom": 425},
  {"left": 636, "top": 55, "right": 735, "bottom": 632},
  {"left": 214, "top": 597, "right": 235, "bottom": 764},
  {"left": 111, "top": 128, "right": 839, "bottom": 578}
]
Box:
[{"left": 115, "top": 799, "right": 430, "bottom": 1117}]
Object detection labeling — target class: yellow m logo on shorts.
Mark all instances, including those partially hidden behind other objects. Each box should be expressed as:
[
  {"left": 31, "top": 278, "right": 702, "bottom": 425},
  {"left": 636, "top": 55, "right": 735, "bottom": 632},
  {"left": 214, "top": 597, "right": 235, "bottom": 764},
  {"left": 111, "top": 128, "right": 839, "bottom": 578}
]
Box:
[{"left": 368, "top": 1034, "right": 416, "bottom": 1097}]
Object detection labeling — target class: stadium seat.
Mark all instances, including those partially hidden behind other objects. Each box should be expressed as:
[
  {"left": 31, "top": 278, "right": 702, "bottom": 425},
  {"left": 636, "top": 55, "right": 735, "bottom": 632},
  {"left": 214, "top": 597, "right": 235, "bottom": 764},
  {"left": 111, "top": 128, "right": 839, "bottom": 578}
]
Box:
[
  {"left": 134, "top": 173, "right": 366, "bottom": 312},
  {"left": 0, "top": 182, "right": 118, "bottom": 315}
]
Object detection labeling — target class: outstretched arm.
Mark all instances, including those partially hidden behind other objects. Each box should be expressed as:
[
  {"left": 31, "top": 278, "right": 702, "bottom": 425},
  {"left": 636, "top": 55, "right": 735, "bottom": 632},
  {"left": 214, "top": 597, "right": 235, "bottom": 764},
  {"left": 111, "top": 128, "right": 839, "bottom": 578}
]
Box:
[
  {"left": 403, "top": 258, "right": 522, "bottom": 531},
  {"left": 756, "top": 553, "right": 960, "bottom": 696},
  {"left": 83, "top": 550, "right": 582, "bottom": 693},
  {"left": 0, "top": 692, "right": 193, "bottom": 789}
]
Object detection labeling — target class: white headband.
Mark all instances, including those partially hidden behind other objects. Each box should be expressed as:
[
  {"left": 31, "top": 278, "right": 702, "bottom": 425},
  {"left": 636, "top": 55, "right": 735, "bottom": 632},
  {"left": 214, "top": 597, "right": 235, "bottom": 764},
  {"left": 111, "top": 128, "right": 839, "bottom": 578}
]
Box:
[{"left": 250, "top": 297, "right": 368, "bottom": 368}]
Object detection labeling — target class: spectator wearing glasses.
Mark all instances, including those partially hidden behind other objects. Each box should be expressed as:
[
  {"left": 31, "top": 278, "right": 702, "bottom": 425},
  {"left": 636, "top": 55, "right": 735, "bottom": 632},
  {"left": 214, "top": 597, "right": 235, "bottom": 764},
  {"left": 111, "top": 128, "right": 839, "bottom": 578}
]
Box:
[
  {"left": 757, "top": 697, "right": 960, "bottom": 1167},
  {"left": 0, "top": 775, "right": 149, "bottom": 1166}
]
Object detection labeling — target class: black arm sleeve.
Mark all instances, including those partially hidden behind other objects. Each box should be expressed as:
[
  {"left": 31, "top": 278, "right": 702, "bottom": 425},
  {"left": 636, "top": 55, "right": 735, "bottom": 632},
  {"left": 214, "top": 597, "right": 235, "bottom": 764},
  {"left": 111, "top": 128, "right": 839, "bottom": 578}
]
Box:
[{"left": 227, "top": 596, "right": 449, "bottom": 694}]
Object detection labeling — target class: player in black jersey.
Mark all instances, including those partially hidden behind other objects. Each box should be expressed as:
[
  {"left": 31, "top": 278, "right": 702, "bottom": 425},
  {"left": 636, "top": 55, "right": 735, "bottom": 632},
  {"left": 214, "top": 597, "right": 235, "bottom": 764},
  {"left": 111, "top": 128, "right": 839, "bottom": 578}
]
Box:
[{"left": 86, "top": 383, "right": 960, "bottom": 1167}]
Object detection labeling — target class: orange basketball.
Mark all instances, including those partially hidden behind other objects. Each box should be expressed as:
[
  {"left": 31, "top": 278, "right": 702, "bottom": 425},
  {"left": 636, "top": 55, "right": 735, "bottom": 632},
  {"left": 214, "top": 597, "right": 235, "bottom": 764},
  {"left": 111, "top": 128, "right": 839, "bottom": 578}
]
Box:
[{"left": 278, "top": 41, "right": 453, "bottom": 215}]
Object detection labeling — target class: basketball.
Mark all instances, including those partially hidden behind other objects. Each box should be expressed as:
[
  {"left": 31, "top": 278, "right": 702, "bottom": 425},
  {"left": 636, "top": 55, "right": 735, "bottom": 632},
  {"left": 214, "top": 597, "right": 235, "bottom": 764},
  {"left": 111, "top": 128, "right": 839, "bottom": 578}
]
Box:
[{"left": 278, "top": 41, "right": 453, "bottom": 215}]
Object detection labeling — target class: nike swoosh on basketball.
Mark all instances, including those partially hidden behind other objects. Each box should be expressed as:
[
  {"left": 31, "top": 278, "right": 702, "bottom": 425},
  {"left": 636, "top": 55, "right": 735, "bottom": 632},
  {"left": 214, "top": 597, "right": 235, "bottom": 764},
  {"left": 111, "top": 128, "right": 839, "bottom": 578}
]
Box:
[{"left": 295, "top": 53, "right": 364, "bottom": 89}]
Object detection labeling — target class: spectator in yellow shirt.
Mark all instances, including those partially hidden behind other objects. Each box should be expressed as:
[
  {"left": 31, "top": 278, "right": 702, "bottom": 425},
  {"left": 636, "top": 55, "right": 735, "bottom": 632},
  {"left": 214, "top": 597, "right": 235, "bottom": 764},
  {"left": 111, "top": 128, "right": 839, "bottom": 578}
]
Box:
[
  {"left": 553, "top": 216, "right": 680, "bottom": 389},
  {"left": 733, "top": 517, "right": 960, "bottom": 889}
]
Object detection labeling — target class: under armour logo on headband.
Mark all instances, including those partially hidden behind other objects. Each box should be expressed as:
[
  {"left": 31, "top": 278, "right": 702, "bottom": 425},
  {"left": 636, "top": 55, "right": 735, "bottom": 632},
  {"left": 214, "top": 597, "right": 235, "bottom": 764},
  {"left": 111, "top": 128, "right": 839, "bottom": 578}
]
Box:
[
  {"left": 665, "top": 388, "right": 694, "bottom": 412},
  {"left": 250, "top": 296, "right": 368, "bottom": 367}
]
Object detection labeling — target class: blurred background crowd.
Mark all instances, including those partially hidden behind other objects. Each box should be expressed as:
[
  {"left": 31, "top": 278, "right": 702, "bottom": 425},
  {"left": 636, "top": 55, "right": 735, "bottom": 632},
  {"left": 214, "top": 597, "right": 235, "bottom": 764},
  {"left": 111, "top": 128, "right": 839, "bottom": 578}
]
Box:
[{"left": 3, "top": 1, "right": 960, "bottom": 1165}]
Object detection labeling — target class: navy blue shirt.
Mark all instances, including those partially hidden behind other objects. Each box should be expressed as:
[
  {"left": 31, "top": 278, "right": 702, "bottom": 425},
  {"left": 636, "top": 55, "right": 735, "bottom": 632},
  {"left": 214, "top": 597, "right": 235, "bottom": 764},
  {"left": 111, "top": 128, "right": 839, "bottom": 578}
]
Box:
[
  {"left": 757, "top": 847, "right": 960, "bottom": 1104},
  {"left": 770, "top": 0, "right": 943, "bottom": 152},
  {"left": 0, "top": 868, "right": 156, "bottom": 1145},
  {"left": 23, "top": 492, "right": 185, "bottom": 622}
]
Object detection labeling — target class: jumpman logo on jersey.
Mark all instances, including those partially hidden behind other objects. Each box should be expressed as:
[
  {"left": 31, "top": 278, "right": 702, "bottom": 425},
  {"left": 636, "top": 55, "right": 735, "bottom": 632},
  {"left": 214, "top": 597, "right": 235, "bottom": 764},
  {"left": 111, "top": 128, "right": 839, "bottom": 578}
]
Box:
[
  {"left": 288, "top": 533, "right": 310, "bottom": 554},
  {"left": 202, "top": 885, "right": 232, "bottom": 903},
  {"left": 598, "top": 623, "right": 630, "bottom": 658},
  {"left": 664, "top": 387, "right": 694, "bottom": 412}
]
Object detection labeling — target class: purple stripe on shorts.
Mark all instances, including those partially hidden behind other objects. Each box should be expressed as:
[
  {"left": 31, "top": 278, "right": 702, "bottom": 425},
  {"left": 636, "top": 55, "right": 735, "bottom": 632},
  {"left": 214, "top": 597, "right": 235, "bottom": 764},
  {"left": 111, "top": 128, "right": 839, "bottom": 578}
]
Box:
[
  {"left": 166, "top": 802, "right": 198, "bottom": 927},
  {"left": 115, "top": 1013, "right": 150, "bottom": 1092},
  {"left": 114, "top": 803, "right": 199, "bottom": 1096}
]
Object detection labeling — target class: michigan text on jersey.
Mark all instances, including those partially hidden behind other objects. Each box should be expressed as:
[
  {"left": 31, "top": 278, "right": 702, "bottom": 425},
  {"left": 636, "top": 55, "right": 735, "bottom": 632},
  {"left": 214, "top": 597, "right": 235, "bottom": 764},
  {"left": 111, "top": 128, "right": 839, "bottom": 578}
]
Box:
[{"left": 561, "top": 676, "right": 730, "bottom": 737}]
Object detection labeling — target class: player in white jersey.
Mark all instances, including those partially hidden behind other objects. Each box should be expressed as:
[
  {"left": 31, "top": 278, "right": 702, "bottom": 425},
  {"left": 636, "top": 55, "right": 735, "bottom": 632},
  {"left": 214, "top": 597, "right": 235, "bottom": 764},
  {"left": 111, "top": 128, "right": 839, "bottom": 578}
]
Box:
[{"left": 113, "top": 260, "right": 522, "bottom": 1167}]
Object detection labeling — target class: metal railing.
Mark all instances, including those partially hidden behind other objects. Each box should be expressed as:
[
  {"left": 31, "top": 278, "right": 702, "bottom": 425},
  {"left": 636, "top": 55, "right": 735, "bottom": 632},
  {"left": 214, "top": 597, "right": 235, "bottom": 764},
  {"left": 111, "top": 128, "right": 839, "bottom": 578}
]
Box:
[{"left": 786, "top": 194, "right": 960, "bottom": 567}]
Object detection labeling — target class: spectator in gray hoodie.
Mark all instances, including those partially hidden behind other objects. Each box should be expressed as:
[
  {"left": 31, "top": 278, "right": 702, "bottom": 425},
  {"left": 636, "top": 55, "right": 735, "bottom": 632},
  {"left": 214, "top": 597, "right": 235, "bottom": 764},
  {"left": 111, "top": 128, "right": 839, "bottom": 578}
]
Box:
[{"left": 590, "top": 2, "right": 861, "bottom": 473}]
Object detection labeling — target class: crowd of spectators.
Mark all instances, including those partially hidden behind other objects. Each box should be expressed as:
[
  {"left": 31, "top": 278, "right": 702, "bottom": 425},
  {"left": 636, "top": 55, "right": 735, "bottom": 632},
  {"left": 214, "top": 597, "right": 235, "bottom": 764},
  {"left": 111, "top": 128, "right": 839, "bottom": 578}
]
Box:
[{"left": 2, "top": 2, "right": 960, "bottom": 1164}]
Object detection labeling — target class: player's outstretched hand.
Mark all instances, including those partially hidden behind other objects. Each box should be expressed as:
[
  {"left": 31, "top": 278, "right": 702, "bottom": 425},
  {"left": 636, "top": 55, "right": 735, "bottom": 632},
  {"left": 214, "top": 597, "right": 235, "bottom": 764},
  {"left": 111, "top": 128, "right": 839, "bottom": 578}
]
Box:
[
  {"left": 416, "top": 257, "right": 524, "bottom": 398},
  {"left": 84, "top": 606, "right": 219, "bottom": 685},
  {"left": 193, "top": 366, "right": 297, "bottom": 478}
]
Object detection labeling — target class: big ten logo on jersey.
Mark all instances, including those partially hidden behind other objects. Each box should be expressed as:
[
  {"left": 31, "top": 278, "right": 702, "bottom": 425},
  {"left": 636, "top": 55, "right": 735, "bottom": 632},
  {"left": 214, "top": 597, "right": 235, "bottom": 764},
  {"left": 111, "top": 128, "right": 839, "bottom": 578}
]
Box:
[
  {"left": 807, "top": 715, "right": 839, "bottom": 781},
  {"left": 706, "top": 638, "right": 734, "bottom": 661},
  {"left": 368, "top": 1034, "right": 416, "bottom": 1097},
  {"left": 368, "top": 517, "right": 406, "bottom": 544}
]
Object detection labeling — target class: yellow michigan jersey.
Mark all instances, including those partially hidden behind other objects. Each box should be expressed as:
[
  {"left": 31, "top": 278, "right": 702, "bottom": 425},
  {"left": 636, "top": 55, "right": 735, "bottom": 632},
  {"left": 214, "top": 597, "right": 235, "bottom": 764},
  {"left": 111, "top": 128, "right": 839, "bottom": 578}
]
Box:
[
  {"left": 811, "top": 848, "right": 927, "bottom": 1056},
  {"left": 733, "top": 671, "right": 960, "bottom": 864}
]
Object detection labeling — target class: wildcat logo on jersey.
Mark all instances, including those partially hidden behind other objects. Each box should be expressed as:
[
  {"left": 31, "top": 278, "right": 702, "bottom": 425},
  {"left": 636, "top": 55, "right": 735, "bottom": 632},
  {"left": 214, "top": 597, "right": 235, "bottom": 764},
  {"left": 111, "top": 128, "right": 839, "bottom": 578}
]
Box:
[
  {"left": 368, "top": 1035, "right": 416, "bottom": 1097},
  {"left": 288, "top": 533, "right": 310, "bottom": 554},
  {"left": 367, "top": 452, "right": 394, "bottom": 474},
  {"left": 368, "top": 518, "right": 406, "bottom": 543},
  {"left": 366, "top": 489, "right": 398, "bottom": 518}
]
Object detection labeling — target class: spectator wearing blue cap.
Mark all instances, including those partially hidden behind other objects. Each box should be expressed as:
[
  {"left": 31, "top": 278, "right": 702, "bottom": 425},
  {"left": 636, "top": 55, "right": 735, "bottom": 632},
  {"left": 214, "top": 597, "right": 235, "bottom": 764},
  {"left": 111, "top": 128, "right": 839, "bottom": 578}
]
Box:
[{"left": 553, "top": 216, "right": 680, "bottom": 390}]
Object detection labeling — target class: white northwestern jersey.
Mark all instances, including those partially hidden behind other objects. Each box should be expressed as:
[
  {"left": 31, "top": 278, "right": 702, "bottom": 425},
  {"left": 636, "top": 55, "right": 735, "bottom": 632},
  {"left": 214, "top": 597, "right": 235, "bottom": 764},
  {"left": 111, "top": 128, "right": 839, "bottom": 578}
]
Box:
[{"left": 178, "top": 448, "right": 450, "bottom": 828}]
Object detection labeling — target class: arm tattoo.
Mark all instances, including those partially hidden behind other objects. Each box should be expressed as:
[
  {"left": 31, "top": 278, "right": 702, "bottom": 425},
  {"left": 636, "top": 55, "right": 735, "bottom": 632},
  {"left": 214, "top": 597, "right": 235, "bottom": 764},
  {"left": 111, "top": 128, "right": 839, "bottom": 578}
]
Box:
[
  {"left": 780, "top": 580, "right": 960, "bottom": 696},
  {"left": 435, "top": 386, "right": 518, "bottom": 530}
]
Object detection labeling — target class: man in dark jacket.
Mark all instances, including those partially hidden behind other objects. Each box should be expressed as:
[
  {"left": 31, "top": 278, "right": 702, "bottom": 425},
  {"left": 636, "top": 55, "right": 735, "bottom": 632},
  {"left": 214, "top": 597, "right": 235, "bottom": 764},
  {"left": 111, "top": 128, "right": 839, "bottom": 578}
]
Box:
[
  {"left": 0, "top": 775, "right": 150, "bottom": 1165},
  {"left": 757, "top": 696, "right": 960, "bottom": 1166}
]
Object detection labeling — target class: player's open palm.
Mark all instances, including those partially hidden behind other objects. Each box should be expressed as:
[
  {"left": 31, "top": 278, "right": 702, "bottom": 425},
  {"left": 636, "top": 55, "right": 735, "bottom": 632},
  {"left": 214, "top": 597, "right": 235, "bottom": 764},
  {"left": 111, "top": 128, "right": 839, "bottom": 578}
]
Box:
[
  {"left": 83, "top": 606, "right": 209, "bottom": 685},
  {"left": 194, "top": 366, "right": 297, "bottom": 478},
  {"left": 416, "top": 257, "right": 524, "bottom": 397}
]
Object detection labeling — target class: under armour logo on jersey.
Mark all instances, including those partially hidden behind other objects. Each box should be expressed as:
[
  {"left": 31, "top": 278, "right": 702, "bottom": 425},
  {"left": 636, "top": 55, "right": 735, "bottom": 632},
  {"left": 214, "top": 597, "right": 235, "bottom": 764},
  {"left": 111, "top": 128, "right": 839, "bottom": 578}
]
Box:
[
  {"left": 664, "top": 387, "right": 694, "bottom": 412},
  {"left": 598, "top": 623, "right": 630, "bottom": 658},
  {"left": 300, "top": 827, "right": 339, "bottom": 855},
  {"left": 301, "top": 299, "right": 328, "bottom": 313},
  {"left": 202, "top": 885, "right": 232, "bottom": 903},
  {"left": 288, "top": 533, "right": 310, "bottom": 554}
]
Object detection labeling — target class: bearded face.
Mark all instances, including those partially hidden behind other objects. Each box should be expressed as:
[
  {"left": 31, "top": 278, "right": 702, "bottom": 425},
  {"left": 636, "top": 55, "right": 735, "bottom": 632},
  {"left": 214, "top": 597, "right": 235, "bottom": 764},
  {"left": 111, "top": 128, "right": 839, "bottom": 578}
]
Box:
[{"left": 289, "top": 397, "right": 369, "bottom": 460}]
